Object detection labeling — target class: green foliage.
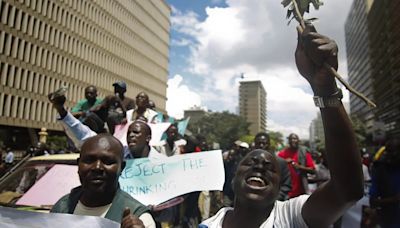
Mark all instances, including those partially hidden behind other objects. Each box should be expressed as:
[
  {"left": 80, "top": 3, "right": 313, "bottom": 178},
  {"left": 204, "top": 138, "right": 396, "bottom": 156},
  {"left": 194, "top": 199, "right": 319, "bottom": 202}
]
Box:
[
  {"left": 268, "top": 131, "right": 284, "bottom": 152},
  {"left": 188, "top": 111, "right": 250, "bottom": 150},
  {"left": 281, "top": 0, "right": 323, "bottom": 24},
  {"left": 47, "top": 135, "right": 68, "bottom": 151},
  {"left": 350, "top": 115, "right": 368, "bottom": 148},
  {"left": 239, "top": 135, "right": 255, "bottom": 145}
]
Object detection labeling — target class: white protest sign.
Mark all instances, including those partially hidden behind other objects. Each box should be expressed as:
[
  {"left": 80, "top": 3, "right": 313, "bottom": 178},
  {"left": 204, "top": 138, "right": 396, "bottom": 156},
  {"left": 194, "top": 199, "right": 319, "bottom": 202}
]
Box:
[
  {"left": 119, "top": 150, "right": 225, "bottom": 206},
  {"left": 0, "top": 206, "right": 119, "bottom": 228},
  {"left": 148, "top": 122, "right": 171, "bottom": 146}
]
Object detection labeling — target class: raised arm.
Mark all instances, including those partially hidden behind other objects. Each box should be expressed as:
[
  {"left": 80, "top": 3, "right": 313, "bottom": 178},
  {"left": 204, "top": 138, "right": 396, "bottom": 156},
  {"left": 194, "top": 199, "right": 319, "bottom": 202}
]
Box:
[
  {"left": 48, "top": 93, "right": 97, "bottom": 149},
  {"left": 295, "top": 24, "right": 364, "bottom": 227}
]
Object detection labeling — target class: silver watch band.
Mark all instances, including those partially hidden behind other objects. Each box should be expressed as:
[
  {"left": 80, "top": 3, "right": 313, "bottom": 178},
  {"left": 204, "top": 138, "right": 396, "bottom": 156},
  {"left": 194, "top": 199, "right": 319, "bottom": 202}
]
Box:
[{"left": 313, "top": 89, "right": 343, "bottom": 108}]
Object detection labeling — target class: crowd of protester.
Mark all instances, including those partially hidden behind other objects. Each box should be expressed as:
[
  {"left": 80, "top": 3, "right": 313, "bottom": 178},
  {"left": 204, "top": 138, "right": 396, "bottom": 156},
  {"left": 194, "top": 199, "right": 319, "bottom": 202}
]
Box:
[{"left": 1, "top": 25, "right": 399, "bottom": 228}]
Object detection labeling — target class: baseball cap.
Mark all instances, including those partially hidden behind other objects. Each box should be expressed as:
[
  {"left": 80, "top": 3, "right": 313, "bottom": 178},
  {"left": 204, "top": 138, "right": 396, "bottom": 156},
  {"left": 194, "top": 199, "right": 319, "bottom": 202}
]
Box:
[
  {"left": 112, "top": 81, "right": 127, "bottom": 89},
  {"left": 239, "top": 142, "right": 249, "bottom": 149},
  {"left": 234, "top": 140, "right": 242, "bottom": 146}
]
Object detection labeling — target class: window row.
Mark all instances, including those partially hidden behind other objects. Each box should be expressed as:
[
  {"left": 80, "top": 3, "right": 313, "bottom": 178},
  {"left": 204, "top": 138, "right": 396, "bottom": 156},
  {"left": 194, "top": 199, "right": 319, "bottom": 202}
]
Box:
[
  {"left": 0, "top": 61, "right": 121, "bottom": 103},
  {"left": 1, "top": 2, "right": 137, "bottom": 66},
  {"left": 1, "top": 0, "right": 168, "bottom": 78},
  {"left": 0, "top": 32, "right": 134, "bottom": 88},
  {"left": 61, "top": 0, "right": 169, "bottom": 64},
  {"left": 0, "top": 11, "right": 135, "bottom": 77},
  {"left": 0, "top": 93, "right": 56, "bottom": 123},
  {"left": 100, "top": 0, "right": 169, "bottom": 48}
]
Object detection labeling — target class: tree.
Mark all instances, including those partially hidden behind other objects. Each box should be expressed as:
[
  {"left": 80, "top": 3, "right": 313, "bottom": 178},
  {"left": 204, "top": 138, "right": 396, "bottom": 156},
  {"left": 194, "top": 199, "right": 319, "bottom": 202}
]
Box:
[
  {"left": 239, "top": 135, "right": 255, "bottom": 145},
  {"left": 188, "top": 111, "right": 250, "bottom": 150},
  {"left": 268, "top": 131, "right": 284, "bottom": 152},
  {"left": 350, "top": 114, "right": 368, "bottom": 148},
  {"left": 47, "top": 135, "right": 68, "bottom": 151}
]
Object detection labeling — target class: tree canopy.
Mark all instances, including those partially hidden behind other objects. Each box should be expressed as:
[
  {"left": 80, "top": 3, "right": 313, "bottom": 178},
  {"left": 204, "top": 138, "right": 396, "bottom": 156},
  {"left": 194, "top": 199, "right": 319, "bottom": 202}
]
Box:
[{"left": 188, "top": 111, "right": 250, "bottom": 150}]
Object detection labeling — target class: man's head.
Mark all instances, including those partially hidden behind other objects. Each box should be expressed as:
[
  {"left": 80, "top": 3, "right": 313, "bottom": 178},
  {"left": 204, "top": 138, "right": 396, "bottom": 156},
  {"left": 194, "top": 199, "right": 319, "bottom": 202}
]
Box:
[
  {"left": 112, "top": 81, "right": 127, "bottom": 96},
  {"left": 238, "top": 142, "right": 250, "bottom": 157},
  {"left": 84, "top": 86, "right": 97, "bottom": 103},
  {"left": 254, "top": 132, "right": 270, "bottom": 151},
  {"left": 233, "top": 149, "right": 281, "bottom": 209},
  {"left": 287, "top": 133, "right": 299, "bottom": 150},
  {"left": 148, "top": 100, "right": 156, "bottom": 110},
  {"left": 166, "top": 124, "right": 178, "bottom": 141},
  {"left": 78, "top": 134, "right": 125, "bottom": 196},
  {"left": 136, "top": 92, "right": 149, "bottom": 109},
  {"left": 197, "top": 135, "right": 209, "bottom": 151},
  {"left": 126, "top": 120, "right": 152, "bottom": 158}
]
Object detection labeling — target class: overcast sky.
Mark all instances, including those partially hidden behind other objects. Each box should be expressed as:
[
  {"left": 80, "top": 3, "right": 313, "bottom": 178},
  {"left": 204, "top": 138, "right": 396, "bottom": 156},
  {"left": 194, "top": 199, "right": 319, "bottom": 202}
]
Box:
[{"left": 165, "top": 0, "right": 354, "bottom": 139}]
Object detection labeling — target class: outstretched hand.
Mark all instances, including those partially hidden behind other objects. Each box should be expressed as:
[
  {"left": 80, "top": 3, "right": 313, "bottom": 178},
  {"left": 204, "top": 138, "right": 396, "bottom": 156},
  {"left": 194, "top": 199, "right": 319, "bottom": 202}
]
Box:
[
  {"left": 48, "top": 92, "right": 66, "bottom": 107},
  {"left": 48, "top": 92, "right": 67, "bottom": 118},
  {"left": 121, "top": 208, "right": 145, "bottom": 228},
  {"left": 295, "top": 23, "right": 339, "bottom": 96}
]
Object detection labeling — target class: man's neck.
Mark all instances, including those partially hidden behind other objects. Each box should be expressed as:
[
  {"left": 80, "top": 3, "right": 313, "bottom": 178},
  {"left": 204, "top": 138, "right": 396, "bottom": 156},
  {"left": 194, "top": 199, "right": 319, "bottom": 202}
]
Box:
[
  {"left": 80, "top": 189, "right": 116, "bottom": 207},
  {"left": 224, "top": 203, "right": 274, "bottom": 228},
  {"left": 142, "top": 145, "right": 151, "bottom": 158},
  {"left": 136, "top": 106, "right": 147, "bottom": 114}
]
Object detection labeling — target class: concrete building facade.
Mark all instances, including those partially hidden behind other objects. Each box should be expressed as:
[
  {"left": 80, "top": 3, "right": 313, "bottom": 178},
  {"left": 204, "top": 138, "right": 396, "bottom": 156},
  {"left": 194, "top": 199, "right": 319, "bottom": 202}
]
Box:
[
  {"left": 238, "top": 80, "right": 267, "bottom": 135},
  {"left": 345, "top": 0, "right": 375, "bottom": 130},
  {"left": 345, "top": 0, "right": 400, "bottom": 138},
  {"left": 184, "top": 106, "right": 207, "bottom": 124},
  {"left": 368, "top": 0, "right": 400, "bottom": 137},
  {"left": 0, "top": 0, "right": 170, "bottom": 148},
  {"left": 309, "top": 113, "right": 324, "bottom": 151}
]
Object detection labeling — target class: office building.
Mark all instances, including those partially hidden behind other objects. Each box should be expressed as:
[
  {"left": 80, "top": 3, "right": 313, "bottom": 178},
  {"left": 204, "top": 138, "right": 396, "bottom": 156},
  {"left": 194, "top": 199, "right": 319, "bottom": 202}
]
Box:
[
  {"left": 309, "top": 113, "right": 324, "bottom": 151},
  {"left": 184, "top": 106, "right": 207, "bottom": 124},
  {"left": 368, "top": 0, "right": 400, "bottom": 136},
  {"left": 0, "top": 0, "right": 170, "bottom": 148},
  {"left": 239, "top": 80, "right": 266, "bottom": 135},
  {"left": 345, "top": 0, "right": 375, "bottom": 130}
]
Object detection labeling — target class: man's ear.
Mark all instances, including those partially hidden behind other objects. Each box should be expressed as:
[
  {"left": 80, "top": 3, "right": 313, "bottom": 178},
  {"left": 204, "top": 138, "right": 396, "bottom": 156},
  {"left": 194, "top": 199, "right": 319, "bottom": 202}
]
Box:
[{"left": 146, "top": 135, "right": 151, "bottom": 143}]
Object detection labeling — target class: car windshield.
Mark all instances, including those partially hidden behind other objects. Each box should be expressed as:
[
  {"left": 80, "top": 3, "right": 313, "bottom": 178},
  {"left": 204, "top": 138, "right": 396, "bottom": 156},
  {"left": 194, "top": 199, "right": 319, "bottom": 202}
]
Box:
[{"left": 0, "top": 162, "right": 55, "bottom": 207}]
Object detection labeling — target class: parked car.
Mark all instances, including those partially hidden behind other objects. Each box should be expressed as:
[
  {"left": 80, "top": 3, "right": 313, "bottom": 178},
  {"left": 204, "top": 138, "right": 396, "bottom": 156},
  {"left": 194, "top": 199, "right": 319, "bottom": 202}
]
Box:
[{"left": 0, "top": 154, "right": 79, "bottom": 212}]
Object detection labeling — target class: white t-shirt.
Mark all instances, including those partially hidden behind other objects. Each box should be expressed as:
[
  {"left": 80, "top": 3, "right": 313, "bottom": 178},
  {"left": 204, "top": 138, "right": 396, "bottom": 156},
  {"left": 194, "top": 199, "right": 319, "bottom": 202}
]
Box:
[{"left": 200, "top": 195, "right": 309, "bottom": 228}]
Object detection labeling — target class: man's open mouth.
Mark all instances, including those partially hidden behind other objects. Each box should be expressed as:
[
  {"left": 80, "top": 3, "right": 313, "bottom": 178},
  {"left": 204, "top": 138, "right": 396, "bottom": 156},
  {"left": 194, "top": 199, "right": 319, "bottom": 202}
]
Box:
[
  {"left": 246, "top": 176, "right": 268, "bottom": 189},
  {"left": 128, "top": 140, "right": 137, "bottom": 147}
]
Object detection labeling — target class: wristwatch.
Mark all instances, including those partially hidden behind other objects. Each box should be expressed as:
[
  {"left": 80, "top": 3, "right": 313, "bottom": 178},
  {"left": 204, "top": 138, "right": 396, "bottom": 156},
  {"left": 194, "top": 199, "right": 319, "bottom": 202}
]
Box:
[{"left": 313, "top": 89, "right": 343, "bottom": 108}]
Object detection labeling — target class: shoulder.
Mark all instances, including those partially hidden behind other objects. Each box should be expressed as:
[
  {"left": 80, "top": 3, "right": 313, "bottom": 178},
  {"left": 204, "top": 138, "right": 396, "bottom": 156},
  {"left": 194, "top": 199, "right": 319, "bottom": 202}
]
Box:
[
  {"left": 273, "top": 195, "right": 309, "bottom": 227},
  {"left": 106, "top": 189, "right": 150, "bottom": 223},
  {"left": 278, "top": 148, "right": 288, "bottom": 157},
  {"left": 200, "top": 207, "right": 233, "bottom": 228},
  {"left": 76, "top": 99, "right": 86, "bottom": 104},
  {"left": 50, "top": 193, "right": 72, "bottom": 213},
  {"left": 50, "top": 186, "right": 82, "bottom": 213},
  {"left": 115, "top": 189, "right": 149, "bottom": 215}
]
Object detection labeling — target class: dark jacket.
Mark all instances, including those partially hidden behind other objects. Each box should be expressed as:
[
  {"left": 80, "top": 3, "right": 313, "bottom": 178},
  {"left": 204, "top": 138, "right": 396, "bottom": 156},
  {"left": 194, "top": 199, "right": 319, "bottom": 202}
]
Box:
[
  {"left": 50, "top": 186, "right": 149, "bottom": 223},
  {"left": 277, "top": 156, "right": 292, "bottom": 201}
]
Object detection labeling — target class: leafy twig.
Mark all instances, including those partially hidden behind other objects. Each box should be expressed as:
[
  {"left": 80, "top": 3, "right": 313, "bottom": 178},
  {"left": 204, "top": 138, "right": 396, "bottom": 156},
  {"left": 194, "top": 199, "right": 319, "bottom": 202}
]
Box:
[{"left": 283, "top": 0, "right": 377, "bottom": 108}]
